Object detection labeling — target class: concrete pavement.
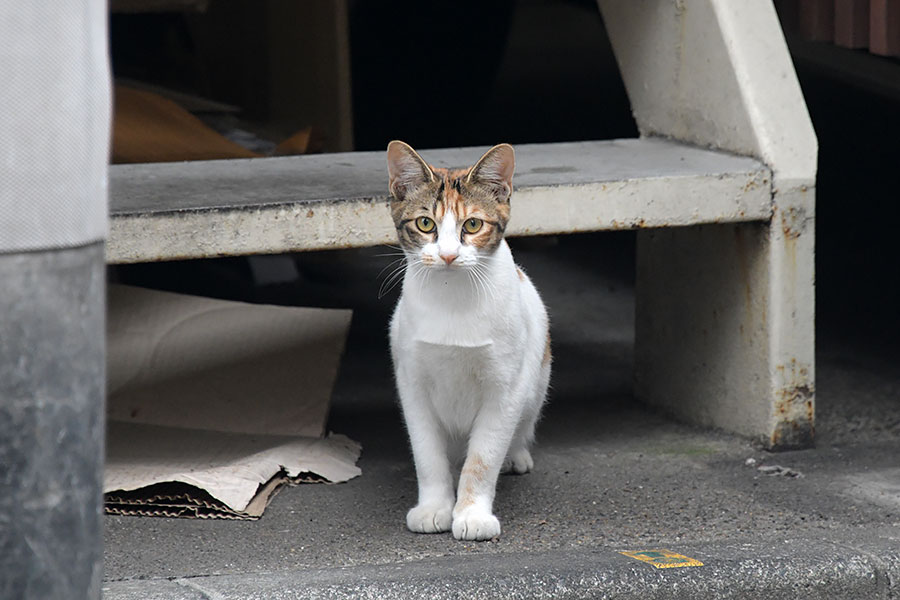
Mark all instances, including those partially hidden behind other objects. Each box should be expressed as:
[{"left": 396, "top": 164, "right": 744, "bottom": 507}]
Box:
[{"left": 104, "top": 234, "right": 900, "bottom": 598}]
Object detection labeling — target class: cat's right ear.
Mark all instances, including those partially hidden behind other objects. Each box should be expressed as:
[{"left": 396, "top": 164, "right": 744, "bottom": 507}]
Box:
[{"left": 387, "top": 141, "right": 434, "bottom": 201}]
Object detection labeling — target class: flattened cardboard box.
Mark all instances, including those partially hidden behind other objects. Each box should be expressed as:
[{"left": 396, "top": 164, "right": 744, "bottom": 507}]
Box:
[{"left": 105, "top": 285, "right": 359, "bottom": 519}]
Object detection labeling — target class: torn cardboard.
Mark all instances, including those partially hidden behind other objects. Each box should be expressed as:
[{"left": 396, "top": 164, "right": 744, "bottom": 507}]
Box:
[
  {"left": 105, "top": 422, "right": 360, "bottom": 519},
  {"left": 105, "top": 285, "right": 359, "bottom": 519}
]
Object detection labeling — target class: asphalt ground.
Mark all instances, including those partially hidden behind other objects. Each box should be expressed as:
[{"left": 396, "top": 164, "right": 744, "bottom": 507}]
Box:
[{"left": 104, "top": 234, "right": 900, "bottom": 599}]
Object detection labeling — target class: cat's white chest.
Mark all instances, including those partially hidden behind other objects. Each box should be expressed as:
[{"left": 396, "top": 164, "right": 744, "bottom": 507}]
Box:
[
  {"left": 390, "top": 241, "right": 540, "bottom": 435},
  {"left": 409, "top": 340, "right": 495, "bottom": 433},
  {"left": 405, "top": 298, "right": 495, "bottom": 348},
  {"left": 391, "top": 267, "right": 523, "bottom": 361}
]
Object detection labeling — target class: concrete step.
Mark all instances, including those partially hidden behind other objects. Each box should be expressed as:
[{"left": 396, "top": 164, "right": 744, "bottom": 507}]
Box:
[
  {"left": 108, "top": 138, "right": 770, "bottom": 264},
  {"left": 102, "top": 536, "right": 900, "bottom": 600}
]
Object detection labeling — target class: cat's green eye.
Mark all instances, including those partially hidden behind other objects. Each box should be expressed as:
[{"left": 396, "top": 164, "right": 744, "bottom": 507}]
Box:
[
  {"left": 463, "top": 218, "right": 483, "bottom": 234},
  {"left": 415, "top": 216, "right": 436, "bottom": 233}
]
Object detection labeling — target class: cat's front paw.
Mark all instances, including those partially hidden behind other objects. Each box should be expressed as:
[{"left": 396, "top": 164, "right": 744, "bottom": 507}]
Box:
[
  {"left": 406, "top": 503, "right": 453, "bottom": 534},
  {"left": 452, "top": 507, "right": 501, "bottom": 541}
]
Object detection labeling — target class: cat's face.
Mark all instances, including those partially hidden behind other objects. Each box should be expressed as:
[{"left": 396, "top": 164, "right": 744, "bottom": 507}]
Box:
[{"left": 386, "top": 141, "right": 515, "bottom": 270}]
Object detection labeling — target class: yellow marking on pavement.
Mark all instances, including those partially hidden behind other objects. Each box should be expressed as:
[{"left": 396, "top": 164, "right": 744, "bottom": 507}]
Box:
[{"left": 619, "top": 549, "right": 704, "bottom": 569}]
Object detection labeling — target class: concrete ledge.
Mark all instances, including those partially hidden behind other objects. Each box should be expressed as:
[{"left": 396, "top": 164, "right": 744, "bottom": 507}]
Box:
[
  {"left": 108, "top": 138, "right": 770, "bottom": 263},
  {"left": 102, "top": 537, "right": 899, "bottom": 600}
]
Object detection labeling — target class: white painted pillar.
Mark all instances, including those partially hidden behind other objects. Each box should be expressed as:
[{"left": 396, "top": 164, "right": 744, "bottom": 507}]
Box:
[{"left": 597, "top": 0, "right": 817, "bottom": 447}]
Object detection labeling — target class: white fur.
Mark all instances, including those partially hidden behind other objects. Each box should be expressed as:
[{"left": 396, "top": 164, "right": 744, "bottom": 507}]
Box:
[{"left": 390, "top": 235, "right": 550, "bottom": 541}]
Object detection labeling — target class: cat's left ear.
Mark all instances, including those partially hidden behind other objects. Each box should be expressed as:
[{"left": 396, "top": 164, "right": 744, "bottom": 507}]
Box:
[{"left": 467, "top": 143, "right": 515, "bottom": 202}]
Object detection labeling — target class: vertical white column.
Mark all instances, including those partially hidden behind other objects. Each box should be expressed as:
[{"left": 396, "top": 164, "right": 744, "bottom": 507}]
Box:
[{"left": 598, "top": 0, "right": 817, "bottom": 447}]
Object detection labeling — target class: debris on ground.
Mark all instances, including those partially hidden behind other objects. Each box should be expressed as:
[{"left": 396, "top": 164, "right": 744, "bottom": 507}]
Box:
[{"left": 757, "top": 464, "right": 804, "bottom": 478}]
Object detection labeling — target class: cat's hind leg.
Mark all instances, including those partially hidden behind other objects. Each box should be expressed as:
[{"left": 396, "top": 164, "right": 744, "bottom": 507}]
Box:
[
  {"left": 502, "top": 361, "right": 550, "bottom": 475},
  {"left": 502, "top": 412, "right": 538, "bottom": 475}
]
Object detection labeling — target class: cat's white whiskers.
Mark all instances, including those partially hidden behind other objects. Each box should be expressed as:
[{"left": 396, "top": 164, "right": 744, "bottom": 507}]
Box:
[
  {"left": 401, "top": 261, "right": 426, "bottom": 298},
  {"left": 377, "top": 275, "right": 402, "bottom": 299},
  {"left": 469, "top": 265, "right": 491, "bottom": 303},
  {"left": 465, "top": 268, "right": 485, "bottom": 303},
  {"left": 376, "top": 257, "right": 406, "bottom": 280},
  {"left": 471, "top": 263, "right": 498, "bottom": 303},
  {"left": 467, "top": 268, "right": 483, "bottom": 302},
  {"left": 378, "top": 260, "right": 409, "bottom": 299},
  {"left": 380, "top": 261, "right": 406, "bottom": 285},
  {"left": 413, "top": 262, "right": 432, "bottom": 297}
]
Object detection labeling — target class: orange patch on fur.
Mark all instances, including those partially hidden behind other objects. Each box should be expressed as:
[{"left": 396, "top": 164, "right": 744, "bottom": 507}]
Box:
[
  {"left": 516, "top": 268, "right": 526, "bottom": 282},
  {"left": 466, "top": 227, "right": 495, "bottom": 248},
  {"left": 449, "top": 167, "right": 469, "bottom": 180},
  {"left": 430, "top": 168, "right": 472, "bottom": 222},
  {"left": 457, "top": 481, "right": 476, "bottom": 509},
  {"left": 543, "top": 331, "right": 552, "bottom": 365},
  {"left": 457, "top": 454, "right": 488, "bottom": 510},
  {"left": 444, "top": 188, "right": 465, "bottom": 219},
  {"left": 461, "top": 454, "right": 488, "bottom": 482}
]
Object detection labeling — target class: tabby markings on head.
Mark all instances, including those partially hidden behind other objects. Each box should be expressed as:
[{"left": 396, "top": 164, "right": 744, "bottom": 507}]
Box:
[{"left": 386, "top": 141, "right": 514, "bottom": 257}]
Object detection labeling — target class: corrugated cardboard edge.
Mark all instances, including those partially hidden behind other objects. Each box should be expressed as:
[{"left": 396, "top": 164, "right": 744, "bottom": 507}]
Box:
[
  {"left": 106, "top": 476, "right": 287, "bottom": 520},
  {"left": 104, "top": 428, "right": 362, "bottom": 519}
]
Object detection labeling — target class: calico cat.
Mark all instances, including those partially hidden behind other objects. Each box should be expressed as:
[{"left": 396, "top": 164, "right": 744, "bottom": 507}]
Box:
[{"left": 386, "top": 141, "right": 551, "bottom": 541}]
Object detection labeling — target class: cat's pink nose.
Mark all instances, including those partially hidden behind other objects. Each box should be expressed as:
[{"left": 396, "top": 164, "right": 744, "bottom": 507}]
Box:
[{"left": 440, "top": 252, "right": 457, "bottom": 265}]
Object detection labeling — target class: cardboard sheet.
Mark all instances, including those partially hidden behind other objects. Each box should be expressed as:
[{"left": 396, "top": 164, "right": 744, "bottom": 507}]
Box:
[
  {"left": 105, "top": 422, "right": 360, "bottom": 519},
  {"left": 104, "top": 285, "right": 359, "bottom": 519}
]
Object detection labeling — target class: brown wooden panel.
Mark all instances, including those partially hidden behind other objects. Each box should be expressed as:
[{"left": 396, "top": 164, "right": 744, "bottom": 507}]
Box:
[
  {"left": 800, "top": 0, "right": 836, "bottom": 40},
  {"left": 870, "top": 0, "right": 900, "bottom": 55},
  {"left": 835, "top": 0, "right": 870, "bottom": 47}
]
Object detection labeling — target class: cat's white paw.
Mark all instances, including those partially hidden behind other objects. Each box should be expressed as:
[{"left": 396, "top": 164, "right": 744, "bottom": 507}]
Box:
[
  {"left": 502, "top": 448, "right": 533, "bottom": 475},
  {"left": 406, "top": 503, "right": 453, "bottom": 534},
  {"left": 452, "top": 507, "right": 501, "bottom": 541}
]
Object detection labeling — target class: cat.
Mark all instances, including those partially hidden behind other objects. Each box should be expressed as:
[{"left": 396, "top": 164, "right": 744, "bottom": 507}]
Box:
[{"left": 386, "top": 141, "right": 551, "bottom": 541}]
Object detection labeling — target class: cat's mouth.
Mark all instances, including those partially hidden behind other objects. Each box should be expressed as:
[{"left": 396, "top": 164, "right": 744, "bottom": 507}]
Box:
[
  {"left": 420, "top": 256, "right": 465, "bottom": 269},
  {"left": 422, "top": 261, "right": 472, "bottom": 273},
  {"left": 427, "top": 262, "right": 460, "bottom": 271}
]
